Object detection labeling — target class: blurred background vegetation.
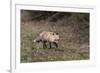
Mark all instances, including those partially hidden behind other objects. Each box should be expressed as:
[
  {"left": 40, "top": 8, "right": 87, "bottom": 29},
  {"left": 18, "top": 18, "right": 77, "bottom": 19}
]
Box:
[{"left": 21, "top": 10, "right": 89, "bottom": 63}]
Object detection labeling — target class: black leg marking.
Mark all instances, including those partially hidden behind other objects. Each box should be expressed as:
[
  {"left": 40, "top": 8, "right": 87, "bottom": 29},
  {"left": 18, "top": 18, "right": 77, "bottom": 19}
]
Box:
[
  {"left": 49, "top": 42, "right": 52, "bottom": 49},
  {"left": 54, "top": 42, "right": 58, "bottom": 48},
  {"left": 43, "top": 41, "right": 47, "bottom": 49}
]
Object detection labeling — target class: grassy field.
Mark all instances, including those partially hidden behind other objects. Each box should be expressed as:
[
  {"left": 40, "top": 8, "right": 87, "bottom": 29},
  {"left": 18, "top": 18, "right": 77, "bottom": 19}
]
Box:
[
  {"left": 21, "top": 21, "right": 89, "bottom": 63},
  {"left": 21, "top": 11, "right": 89, "bottom": 63}
]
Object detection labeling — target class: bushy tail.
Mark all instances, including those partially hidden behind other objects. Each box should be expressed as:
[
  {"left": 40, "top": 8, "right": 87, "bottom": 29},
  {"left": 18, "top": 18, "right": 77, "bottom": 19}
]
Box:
[{"left": 33, "top": 37, "right": 41, "bottom": 43}]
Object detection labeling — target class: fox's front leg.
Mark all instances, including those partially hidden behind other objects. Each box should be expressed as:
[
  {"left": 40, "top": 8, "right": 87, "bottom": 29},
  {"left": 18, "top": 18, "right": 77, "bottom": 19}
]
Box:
[{"left": 54, "top": 42, "right": 58, "bottom": 48}]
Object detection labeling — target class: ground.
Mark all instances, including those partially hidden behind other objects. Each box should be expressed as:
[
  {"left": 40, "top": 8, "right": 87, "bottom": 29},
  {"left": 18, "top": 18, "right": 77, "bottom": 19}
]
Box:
[{"left": 21, "top": 19, "right": 89, "bottom": 63}]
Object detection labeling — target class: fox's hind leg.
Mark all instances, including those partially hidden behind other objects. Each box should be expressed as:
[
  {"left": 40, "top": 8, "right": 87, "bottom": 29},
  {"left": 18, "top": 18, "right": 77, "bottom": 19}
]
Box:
[{"left": 43, "top": 41, "right": 47, "bottom": 49}]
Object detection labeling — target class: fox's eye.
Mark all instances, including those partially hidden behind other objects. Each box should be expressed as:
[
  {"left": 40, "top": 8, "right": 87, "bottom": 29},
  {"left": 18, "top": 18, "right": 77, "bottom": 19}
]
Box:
[
  {"left": 53, "top": 33, "right": 55, "bottom": 35},
  {"left": 56, "top": 33, "right": 59, "bottom": 35}
]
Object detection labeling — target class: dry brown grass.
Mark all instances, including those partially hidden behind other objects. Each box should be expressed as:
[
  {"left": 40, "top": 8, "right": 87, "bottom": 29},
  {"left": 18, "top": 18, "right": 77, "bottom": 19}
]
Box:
[{"left": 21, "top": 19, "right": 89, "bottom": 63}]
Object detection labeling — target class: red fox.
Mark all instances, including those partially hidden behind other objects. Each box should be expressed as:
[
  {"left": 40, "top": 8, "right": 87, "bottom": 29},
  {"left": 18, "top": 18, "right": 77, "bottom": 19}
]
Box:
[{"left": 33, "top": 31, "right": 59, "bottom": 49}]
